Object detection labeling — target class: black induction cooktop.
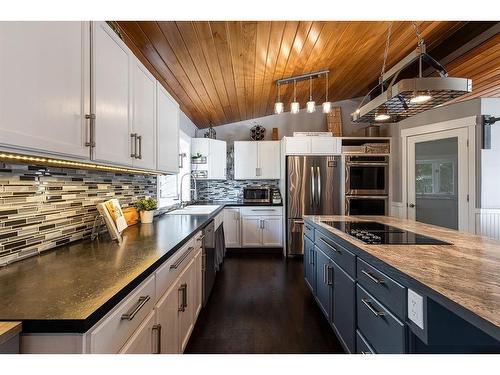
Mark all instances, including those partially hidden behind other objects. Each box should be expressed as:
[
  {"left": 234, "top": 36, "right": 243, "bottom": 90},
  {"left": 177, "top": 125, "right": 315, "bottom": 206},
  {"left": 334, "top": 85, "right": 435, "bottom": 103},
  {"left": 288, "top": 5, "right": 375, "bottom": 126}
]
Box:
[{"left": 322, "top": 221, "right": 452, "bottom": 245}]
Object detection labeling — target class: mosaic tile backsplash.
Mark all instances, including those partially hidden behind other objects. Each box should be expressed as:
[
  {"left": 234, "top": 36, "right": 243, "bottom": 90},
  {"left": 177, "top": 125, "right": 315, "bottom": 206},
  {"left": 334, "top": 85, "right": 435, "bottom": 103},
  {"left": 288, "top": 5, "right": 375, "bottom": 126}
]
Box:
[
  {"left": 0, "top": 162, "right": 156, "bottom": 266},
  {"left": 196, "top": 179, "right": 279, "bottom": 201}
]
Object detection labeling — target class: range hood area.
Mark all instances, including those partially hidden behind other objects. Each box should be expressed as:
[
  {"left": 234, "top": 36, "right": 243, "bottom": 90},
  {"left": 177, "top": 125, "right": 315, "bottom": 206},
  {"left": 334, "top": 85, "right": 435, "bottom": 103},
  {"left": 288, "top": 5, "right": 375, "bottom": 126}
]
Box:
[{"left": 352, "top": 40, "right": 472, "bottom": 124}]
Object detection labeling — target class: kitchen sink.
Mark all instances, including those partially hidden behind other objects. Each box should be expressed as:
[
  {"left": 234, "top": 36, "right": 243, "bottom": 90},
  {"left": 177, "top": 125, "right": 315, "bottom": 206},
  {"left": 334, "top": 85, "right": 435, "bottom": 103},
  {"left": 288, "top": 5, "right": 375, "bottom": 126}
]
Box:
[{"left": 167, "top": 205, "right": 221, "bottom": 215}]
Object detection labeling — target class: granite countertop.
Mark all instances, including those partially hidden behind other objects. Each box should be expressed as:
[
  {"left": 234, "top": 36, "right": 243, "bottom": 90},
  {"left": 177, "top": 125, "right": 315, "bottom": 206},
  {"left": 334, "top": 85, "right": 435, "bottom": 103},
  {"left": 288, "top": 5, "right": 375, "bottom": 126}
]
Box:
[
  {"left": 305, "top": 215, "right": 500, "bottom": 338},
  {"left": 0, "top": 205, "right": 225, "bottom": 333}
]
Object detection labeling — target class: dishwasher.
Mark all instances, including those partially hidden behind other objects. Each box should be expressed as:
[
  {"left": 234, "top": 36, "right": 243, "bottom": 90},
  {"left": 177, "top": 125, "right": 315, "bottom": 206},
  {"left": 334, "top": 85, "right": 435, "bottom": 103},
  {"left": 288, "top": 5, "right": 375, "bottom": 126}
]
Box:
[{"left": 202, "top": 220, "right": 216, "bottom": 306}]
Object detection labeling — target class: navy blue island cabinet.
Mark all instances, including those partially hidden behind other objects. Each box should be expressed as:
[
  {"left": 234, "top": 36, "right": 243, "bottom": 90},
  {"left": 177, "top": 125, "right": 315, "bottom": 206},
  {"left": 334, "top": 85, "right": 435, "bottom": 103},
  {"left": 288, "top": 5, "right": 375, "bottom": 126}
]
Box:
[{"left": 303, "top": 218, "right": 500, "bottom": 354}]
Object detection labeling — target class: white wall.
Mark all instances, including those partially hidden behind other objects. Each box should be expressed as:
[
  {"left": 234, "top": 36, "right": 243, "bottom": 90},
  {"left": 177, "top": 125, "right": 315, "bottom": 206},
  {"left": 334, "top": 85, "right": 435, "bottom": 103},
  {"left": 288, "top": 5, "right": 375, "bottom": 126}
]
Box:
[
  {"left": 202, "top": 98, "right": 366, "bottom": 143},
  {"left": 180, "top": 111, "right": 198, "bottom": 138}
]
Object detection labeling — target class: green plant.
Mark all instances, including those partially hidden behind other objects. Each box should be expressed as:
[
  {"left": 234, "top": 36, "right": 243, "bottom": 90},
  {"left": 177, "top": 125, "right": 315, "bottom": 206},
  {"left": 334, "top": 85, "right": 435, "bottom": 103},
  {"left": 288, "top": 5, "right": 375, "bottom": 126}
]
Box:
[
  {"left": 135, "top": 197, "right": 158, "bottom": 211},
  {"left": 192, "top": 153, "right": 203, "bottom": 159}
]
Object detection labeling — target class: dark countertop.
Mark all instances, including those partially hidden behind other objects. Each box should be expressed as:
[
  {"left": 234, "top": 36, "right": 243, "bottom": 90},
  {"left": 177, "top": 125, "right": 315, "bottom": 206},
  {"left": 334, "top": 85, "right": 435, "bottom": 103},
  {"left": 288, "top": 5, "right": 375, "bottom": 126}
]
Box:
[
  {"left": 0, "top": 205, "right": 226, "bottom": 333},
  {"left": 305, "top": 215, "right": 500, "bottom": 340},
  {"left": 195, "top": 200, "right": 283, "bottom": 207}
]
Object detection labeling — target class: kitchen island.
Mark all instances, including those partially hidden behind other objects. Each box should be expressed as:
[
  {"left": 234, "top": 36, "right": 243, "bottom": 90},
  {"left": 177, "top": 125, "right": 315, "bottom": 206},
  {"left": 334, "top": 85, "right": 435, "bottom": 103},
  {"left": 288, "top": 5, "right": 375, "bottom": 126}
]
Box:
[{"left": 303, "top": 215, "right": 500, "bottom": 353}]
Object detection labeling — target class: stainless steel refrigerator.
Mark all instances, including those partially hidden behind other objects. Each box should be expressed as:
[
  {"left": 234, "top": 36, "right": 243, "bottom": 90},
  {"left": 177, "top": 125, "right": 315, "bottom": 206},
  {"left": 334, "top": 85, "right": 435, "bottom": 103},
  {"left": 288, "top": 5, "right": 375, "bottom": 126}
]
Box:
[{"left": 286, "top": 155, "right": 342, "bottom": 256}]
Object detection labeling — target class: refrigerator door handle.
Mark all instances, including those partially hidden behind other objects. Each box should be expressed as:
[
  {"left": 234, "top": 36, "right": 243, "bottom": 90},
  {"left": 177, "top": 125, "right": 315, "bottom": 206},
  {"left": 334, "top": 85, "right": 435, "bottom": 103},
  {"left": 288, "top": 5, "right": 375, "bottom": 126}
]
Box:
[
  {"left": 316, "top": 166, "right": 321, "bottom": 208},
  {"left": 310, "top": 166, "right": 315, "bottom": 208}
]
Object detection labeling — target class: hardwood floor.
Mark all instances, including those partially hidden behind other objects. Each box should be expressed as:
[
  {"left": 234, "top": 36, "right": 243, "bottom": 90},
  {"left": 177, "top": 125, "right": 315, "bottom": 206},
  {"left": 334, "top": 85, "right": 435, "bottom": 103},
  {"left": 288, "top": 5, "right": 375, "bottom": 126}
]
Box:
[{"left": 185, "top": 252, "right": 345, "bottom": 354}]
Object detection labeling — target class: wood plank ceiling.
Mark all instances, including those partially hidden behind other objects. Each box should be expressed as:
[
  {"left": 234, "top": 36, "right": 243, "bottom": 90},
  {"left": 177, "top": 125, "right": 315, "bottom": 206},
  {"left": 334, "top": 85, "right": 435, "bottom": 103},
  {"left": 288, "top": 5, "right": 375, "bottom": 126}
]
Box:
[{"left": 116, "top": 21, "right": 468, "bottom": 128}]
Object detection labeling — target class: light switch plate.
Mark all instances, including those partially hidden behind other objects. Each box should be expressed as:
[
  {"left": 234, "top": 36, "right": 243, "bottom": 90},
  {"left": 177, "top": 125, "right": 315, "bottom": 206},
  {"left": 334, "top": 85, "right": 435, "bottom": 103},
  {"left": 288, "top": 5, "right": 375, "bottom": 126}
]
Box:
[{"left": 408, "top": 289, "right": 424, "bottom": 329}]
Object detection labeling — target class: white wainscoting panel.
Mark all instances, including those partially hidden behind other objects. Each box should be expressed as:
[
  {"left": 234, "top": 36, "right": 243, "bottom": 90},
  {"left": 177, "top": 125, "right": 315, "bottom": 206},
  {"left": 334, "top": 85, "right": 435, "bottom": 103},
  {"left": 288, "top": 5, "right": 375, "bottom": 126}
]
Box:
[
  {"left": 475, "top": 209, "right": 500, "bottom": 240},
  {"left": 390, "top": 202, "right": 406, "bottom": 219}
]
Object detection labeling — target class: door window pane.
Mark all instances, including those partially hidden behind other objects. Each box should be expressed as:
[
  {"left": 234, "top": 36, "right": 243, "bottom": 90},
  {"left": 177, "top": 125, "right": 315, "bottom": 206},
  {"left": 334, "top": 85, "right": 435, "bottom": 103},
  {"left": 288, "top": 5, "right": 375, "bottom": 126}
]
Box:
[{"left": 415, "top": 137, "right": 458, "bottom": 230}]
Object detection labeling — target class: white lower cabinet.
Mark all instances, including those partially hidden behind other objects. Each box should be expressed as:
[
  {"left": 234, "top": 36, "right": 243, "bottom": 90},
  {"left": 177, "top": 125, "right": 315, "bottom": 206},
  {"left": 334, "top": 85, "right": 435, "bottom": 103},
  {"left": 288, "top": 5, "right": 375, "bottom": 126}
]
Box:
[
  {"left": 223, "top": 208, "right": 241, "bottom": 247},
  {"left": 119, "top": 310, "right": 158, "bottom": 354},
  {"left": 155, "top": 280, "right": 180, "bottom": 354},
  {"left": 240, "top": 207, "right": 283, "bottom": 248},
  {"left": 193, "top": 248, "right": 203, "bottom": 319}
]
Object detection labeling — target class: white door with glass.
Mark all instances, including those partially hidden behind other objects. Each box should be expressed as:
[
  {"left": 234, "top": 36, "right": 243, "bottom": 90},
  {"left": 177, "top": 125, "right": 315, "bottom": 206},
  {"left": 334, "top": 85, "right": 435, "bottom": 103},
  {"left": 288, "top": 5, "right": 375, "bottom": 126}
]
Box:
[{"left": 407, "top": 128, "right": 469, "bottom": 231}]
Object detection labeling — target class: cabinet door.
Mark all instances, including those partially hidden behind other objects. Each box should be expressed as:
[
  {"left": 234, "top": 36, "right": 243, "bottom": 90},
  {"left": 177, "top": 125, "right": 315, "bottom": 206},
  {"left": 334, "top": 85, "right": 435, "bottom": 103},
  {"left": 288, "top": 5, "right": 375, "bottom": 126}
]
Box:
[
  {"left": 119, "top": 310, "right": 157, "bottom": 354},
  {"left": 311, "top": 137, "right": 336, "bottom": 154},
  {"left": 177, "top": 258, "right": 196, "bottom": 353},
  {"left": 209, "top": 140, "right": 227, "bottom": 180},
  {"left": 157, "top": 84, "right": 180, "bottom": 173},
  {"left": 304, "top": 237, "right": 316, "bottom": 293},
  {"left": 93, "top": 21, "right": 132, "bottom": 166},
  {"left": 315, "top": 247, "right": 333, "bottom": 321},
  {"left": 234, "top": 141, "right": 258, "bottom": 179},
  {"left": 132, "top": 59, "right": 156, "bottom": 169},
  {"left": 193, "top": 248, "right": 203, "bottom": 320},
  {"left": 258, "top": 141, "right": 280, "bottom": 179},
  {"left": 332, "top": 261, "right": 356, "bottom": 353},
  {"left": 241, "top": 217, "right": 262, "bottom": 247},
  {"left": 223, "top": 208, "right": 241, "bottom": 247},
  {"left": 261, "top": 216, "right": 282, "bottom": 247},
  {"left": 156, "top": 283, "right": 179, "bottom": 354},
  {"left": 285, "top": 137, "right": 310, "bottom": 154},
  {"left": 0, "top": 22, "right": 90, "bottom": 159}
]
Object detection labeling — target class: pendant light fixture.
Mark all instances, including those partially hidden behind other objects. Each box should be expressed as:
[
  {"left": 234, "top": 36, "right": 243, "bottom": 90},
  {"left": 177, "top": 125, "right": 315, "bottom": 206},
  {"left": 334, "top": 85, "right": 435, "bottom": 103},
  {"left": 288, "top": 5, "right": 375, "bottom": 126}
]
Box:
[
  {"left": 306, "top": 76, "right": 316, "bottom": 113},
  {"left": 291, "top": 80, "right": 300, "bottom": 114},
  {"left": 374, "top": 105, "right": 390, "bottom": 122},
  {"left": 322, "top": 72, "right": 332, "bottom": 113},
  {"left": 274, "top": 83, "right": 284, "bottom": 114}
]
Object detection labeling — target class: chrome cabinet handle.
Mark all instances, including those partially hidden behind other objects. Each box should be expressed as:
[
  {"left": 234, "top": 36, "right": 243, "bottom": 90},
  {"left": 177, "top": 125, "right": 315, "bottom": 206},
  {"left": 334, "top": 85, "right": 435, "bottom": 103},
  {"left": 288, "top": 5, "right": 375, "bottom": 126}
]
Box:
[
  {"left": 361, "top": 299, "right": 385, "bottom": 317},
  {"left": 152, "top": 324, "right": 161, "bottom": 354},
  {"left": 178, "top": 283, "right": 187, "bottom": 312},
  {"left": 179, "top": 153, "right": 185, "bottom": 169},
  {"left": 309, "top": 249, "right": 313, "bottom": 265},
  {"left": 251, "top": 209, "right": 276, "bottom": 212},
  {"left": 361, "top": 269, "right": 385, "bottom": 284},
  {"left": 121, "top": 295, "right": 150, "bottom": 320},
  {"left": 85, "top": 113, "right": 96, "bottom": 147},
  {"left": 327, "top": 265, "right": 333, "bottom": 285},
  {"left": 137, "top": 135, "right": 142, "bottom": 159},
  {"left": 261, "top": 220, "right": 265, "bottom": 230},
  {"left": 305, "top": 225, "right": 312, "bottom": 231},
  {"left": 170, "top": 247, "right": 195, "bottom": 270},
  {"left": 310, "top": 166, "right": 315, "bottom": 208},
  {"left": 197, "top": 235, "right": 205, "bottom": 242},
  {"left": 319, "top": 237, "right": 339, "bottom": 253},
  {"left": 130, "top": 133, "right": 137, "bottom": 158},
  {"left": 316, "top": 166, "right": 321, "bottom": 207}
]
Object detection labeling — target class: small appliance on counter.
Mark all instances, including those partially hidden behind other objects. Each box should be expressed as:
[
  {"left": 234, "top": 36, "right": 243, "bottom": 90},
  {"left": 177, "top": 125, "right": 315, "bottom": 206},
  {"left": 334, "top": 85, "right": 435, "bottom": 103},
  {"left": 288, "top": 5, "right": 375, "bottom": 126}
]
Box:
[
  {"left": 271, "top": 188, "right": 282, "bottom": 205},
  {"left": 243, "top": 186, "right": 272, "bottom": 203}
]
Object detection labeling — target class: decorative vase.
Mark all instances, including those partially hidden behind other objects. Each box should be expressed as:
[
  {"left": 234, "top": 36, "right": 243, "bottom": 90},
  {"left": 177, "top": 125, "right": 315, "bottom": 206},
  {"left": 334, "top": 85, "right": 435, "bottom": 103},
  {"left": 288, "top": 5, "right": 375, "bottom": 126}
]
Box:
[{"left": 140, "top": 210, "right": 154, "bottom": 224}]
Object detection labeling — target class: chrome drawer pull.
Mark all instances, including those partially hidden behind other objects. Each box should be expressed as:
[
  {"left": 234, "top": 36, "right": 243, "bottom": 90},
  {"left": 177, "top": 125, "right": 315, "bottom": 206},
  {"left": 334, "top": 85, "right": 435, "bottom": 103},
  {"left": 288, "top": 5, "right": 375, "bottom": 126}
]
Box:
[
  {"left": 196, "top": 234, "right": 206, "bottom": 242},
  {"left": 327, "top": 265, "right": 333, "bottom": 285},
  {"left": 121, "top": 295, "right": 150, "bottom": 320},
  {"left": 319, "top": 237, "right": 339, "bottom": 253},
  {"left": 152, "top": 324, "right": 162, "bottom": 354},
  {"left": 361, "top": 298, "right": 385, "bottom": 317},
  {"left": 170, "top": 247, "right": 195, "bottom": 270},
  {"left": 361, "top": 270, "right": 385, "bottom": 284},
  {"left": 305, "top": 225, "right": 312, "bottom": 231},
  {"left": 250, "top": 209, "right": 276, "bottom": 212}
]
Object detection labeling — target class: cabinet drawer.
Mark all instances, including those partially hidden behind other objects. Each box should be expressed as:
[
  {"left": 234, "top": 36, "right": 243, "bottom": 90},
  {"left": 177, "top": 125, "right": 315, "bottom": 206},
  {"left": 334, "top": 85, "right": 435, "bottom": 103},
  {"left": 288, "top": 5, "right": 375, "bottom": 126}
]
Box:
[
  {"left": 356, "top": 330, "right": 375, "bottom": 354},
  {"left": 357, "top": 258, "right": 406, "bottom": 319},
  {"left": 155, "top": 238, "right": 196, "bottom": 301},
  {"left": 89, "top": 275, "right": 155, "bottom": 354},
  {"left": 315, "top": 230, "right": 355, "bottom": 277},
  {"left": 356, "top": 285, "right": 405, "bottom": 354},
  {"left": 240, "top": 206, "right": 282, "bottom": 216},
  {"left": 304, "top": 221, "right": 315, "bottom": 241}
]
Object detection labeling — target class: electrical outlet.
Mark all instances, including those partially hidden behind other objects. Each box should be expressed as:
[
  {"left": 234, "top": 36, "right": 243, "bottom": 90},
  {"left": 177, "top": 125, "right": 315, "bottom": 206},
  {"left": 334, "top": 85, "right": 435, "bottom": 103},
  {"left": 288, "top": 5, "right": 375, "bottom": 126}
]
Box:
[{"left": 407, "top": 289, "right": 424, "bottom": 329}]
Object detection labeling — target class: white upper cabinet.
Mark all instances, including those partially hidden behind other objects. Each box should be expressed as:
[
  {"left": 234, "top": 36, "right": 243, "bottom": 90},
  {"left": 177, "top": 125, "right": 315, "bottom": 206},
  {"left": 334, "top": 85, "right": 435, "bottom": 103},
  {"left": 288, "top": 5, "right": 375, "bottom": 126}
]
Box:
[
  {"left": 92, "top": 21, "right": 132, "bottom": 166},
  {"left": 0, "top": 22, "right": 91, "bottom": 159},
  {"left": 234, "top": 141, "right": 280, "bottom": 180},
  {"left": 131, "top": 59, "right": 156, "bottom": 170},
  {"left": 191, "top": 138, "right": 226, "bottom": 180},
  {"left": 283, "top": 136, "right": 341, "bottom": 155},
  {"left": 156, "top": 84, "right": 180, "bottom": 174}
]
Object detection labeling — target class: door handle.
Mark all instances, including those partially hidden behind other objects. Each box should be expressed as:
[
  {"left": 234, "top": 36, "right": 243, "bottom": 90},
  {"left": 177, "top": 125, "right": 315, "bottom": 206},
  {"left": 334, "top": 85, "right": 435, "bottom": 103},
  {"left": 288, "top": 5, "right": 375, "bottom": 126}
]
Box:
[
  {"left": 178, "top": 283, "right": 187, "bottom": 312},
  {"left": 130, "top": 133, "right": 137, "bottom": 158},
  {"left": 316, "top": 166, "right": 321, "bottom": 207},
  {"left": 152, "top": 324, "right": 161, "bottom": 354},
  {"left": 327, "top": 265, "right": 333, "bottom": 285},
  {"left": 409, "top": 203, "right": 416, "bottom": 208},
  {"left": 310, "top": 166, "right": 315, "bottom": 208},
  {"left": 137, "top": 135, "right": 142, "bottom": 159}
]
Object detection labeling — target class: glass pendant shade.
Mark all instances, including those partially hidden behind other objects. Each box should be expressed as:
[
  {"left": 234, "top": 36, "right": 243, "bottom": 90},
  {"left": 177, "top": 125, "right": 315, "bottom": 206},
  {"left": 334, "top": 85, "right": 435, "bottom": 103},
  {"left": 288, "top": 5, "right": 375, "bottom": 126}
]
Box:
[
  {"left": 306, "top": 101, "right": 316, "bottom": 113},
  {"left": 322, "top": 101, "right": 332, "bottom": 113},
  {"left": 291, "top": 102, "right": 300, "bottom": 114},
  {"left": 274, "top": 102, "right": 284, "bottom": 114}
]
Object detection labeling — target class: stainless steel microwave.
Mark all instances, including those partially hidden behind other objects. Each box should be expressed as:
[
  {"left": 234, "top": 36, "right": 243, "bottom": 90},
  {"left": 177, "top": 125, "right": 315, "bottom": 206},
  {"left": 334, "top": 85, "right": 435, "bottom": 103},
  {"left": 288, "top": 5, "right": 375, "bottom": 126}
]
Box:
[
  {"left": 243, "top": 187, "right": 271, "bottom": 203},
  {"left": 345, "top": 155, "right": 389, "bottom": 196}
]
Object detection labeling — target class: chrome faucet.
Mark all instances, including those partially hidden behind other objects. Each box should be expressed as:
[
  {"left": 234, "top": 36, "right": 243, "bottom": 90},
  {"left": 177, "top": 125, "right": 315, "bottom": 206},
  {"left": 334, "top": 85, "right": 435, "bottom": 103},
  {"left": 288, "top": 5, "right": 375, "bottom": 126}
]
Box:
[{"left": 179, "top": 172, "right": 198, "bottom": 207}]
